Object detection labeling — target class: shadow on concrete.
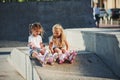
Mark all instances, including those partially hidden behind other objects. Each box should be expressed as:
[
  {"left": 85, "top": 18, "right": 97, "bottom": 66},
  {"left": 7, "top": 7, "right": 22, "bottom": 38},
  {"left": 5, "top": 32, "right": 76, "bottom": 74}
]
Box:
[
  {"left": 30, "top": 51, "right": 118, "bottom": 80},
  {"left": 0, "top": 52, "right": 10, "bottom": 55},
  {"left": 76, "top": 53, "right": 118, "bottom": 79},
  {"left": 30, "top": 58, "right": 43, "bottom": 67},
  {"left": 81, "top": 30, "right": 120, "bottom": 79}
]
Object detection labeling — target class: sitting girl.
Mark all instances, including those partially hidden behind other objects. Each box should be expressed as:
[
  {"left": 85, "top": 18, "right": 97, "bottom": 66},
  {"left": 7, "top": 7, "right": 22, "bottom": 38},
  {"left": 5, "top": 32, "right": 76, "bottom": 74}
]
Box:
[
  {"left": 49, "top": 24, "right": 77, "bottom": 64},
  {"left": 28, "top": 22, "right": 53, "bottom": 66}
]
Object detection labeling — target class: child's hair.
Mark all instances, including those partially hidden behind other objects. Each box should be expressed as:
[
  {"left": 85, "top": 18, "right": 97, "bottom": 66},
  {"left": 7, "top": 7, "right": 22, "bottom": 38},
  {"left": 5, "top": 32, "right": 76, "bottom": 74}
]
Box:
[
  {"left": 29, "top": 22, "right": 44, "bottom": 37},
  {"left": 52, "top": 24, "right": 66, "bottom": 47}
]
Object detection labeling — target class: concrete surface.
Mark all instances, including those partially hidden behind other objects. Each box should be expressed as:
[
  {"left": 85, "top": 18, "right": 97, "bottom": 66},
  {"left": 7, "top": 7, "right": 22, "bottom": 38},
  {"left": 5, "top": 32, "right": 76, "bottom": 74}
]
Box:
[
  {"left": 33, "top": 51, "right": 118, "bottom": 80},
  {"left": 81, "top": 28, "right": 120, "bottom": 77},
  {"left": 0, "top": 52, "right": 24, "bottom": 80},
  {"left": 8, "top": 48, "right": 40, "bottom": 80},
  {"left": 0, "top": 28, "right": 120, "bottom": 80},
  {"left": 6, "top": 48, "right": 119, "bottom": 80},
  {"left": 0, "top": 41, "right": 27, "bottom": 48}
]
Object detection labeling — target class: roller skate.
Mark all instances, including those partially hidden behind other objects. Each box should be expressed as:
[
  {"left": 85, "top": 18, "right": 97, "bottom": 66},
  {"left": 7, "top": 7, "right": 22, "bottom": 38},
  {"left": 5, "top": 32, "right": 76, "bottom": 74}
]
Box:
[
  {"left": 44, "top": 53, "right": 54, "bottom": 65},
  {"left": 52, "top": 53, "right": 59, "bottom": 62},
  {"left": 69, "top": 50, "right": 77, "bottom": 64},
  {"left": 59, "top": 53, "right": 67, "bottom": 64}
]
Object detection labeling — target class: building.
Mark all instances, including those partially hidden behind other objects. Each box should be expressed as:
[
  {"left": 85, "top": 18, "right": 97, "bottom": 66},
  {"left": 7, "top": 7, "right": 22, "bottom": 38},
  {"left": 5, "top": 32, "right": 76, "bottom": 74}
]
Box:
[{"left": 92, "top": 0, "right": 120, "bottom": 9}]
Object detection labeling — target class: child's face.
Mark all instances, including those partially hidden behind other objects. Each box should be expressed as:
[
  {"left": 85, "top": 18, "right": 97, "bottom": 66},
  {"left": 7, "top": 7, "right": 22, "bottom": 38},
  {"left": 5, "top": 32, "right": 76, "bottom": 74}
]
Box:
[
  {"left": 53, "top": 29, "right": 61, "bottom": 37},
  {"left": 37, "top": 29, "right": 42, "bottom": 35},
  {"left": 31, "top": 29, "right": 41, "bottom": 36}
]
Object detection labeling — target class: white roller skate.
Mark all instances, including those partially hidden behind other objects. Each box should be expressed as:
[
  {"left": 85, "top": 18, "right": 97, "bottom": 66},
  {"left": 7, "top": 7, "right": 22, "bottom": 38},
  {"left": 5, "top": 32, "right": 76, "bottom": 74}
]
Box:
[
  {"left": 52, "top": 53, "right": 59, "bottom": 62},
  {"left": 69, "top": 50, "right": 77, "bottom": 63},
  {"left": 44, "top": 52, "right": 54, "bottom": 65},
  {"left": 59, "top": 53, "right": 67, "bottom": 64}
]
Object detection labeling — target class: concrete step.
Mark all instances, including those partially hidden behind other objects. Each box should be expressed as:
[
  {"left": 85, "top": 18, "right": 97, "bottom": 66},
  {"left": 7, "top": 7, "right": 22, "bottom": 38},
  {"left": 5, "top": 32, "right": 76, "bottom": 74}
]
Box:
[
  {"left": 0, "top": 52, "right": 25, "bottom": 80},
  {"left": 1, "top": 48, "right": 118, "bottom": 80},
  {"left": 32, "top": 51, "right": 118, "bottom": 80}
]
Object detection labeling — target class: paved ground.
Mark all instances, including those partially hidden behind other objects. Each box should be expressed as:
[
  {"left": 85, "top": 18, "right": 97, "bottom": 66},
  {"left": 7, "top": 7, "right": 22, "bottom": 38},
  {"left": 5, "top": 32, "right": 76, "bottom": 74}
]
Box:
[
  {"left": 99, "top": 24, "right": 120, "bottom": 28},
  {"left": 0, "top": 41, "right": 27, "bottom": 48},
  {"left": 32, "top": 51, "right": 119, "bottom": 80},
  {"left": 0, "top": 27, "right": 120, "bottom": 80},
  {"left": 0, "top": 48, "right": 119, "bottom": 80},
  {"left": 99, "top": 20, "right": 120, "bottom": 28},
  {"left": 0, "top": 52, "right": 25, "bottom": 80}
]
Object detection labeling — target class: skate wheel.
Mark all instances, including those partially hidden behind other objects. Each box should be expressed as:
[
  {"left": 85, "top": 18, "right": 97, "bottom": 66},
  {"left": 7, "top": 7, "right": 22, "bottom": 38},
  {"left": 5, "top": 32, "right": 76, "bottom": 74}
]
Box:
[{"left": 59, "top": 60, "right": 64, "bottom": 64}]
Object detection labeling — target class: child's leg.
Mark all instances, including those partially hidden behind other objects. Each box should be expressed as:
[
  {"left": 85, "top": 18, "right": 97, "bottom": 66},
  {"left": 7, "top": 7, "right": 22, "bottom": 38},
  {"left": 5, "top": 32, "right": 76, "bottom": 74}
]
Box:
[
  {"left": 30, "top": 49, "right": 45, "bottom": 66},
  {"left": 31, "top": 52, "right": 38, "bottom": 58},
  {"left": 54, "top": 47, "right": 62, "bottom": 54},
  {"left": 43, "top": 50, "right": 49, "bottom": 64},
  {"left": 43, "top": 50, "right": 54, "bottom": 65},
  {"left": 48, "top": 54, "right": 54, "bottom": 65},
  {"left": 68, "top": 50, "right": 77, "bottom": 63},
  {"left": 54, "top": 47, "right": 68, "bottom": 64},
  {"left": 38, "top": 53, "right": 45, "bottom": 62},
  {"left": 52, "top": 52, "right": 59, "bottom": 62},
  {"left": 53, "top": 47, "right": 62, "bottom": 60},
  {"left": 59, "top": 53, "right": 67, "bottom": 64},
  {"left": 31, "top": 52, "right": 44, "bottom": 66},
  {"left": 59, "top": 49, "right": 70, "bottom": 64},
  {"left": 62, "top": 49, "right": 70, "bottom": 60}
]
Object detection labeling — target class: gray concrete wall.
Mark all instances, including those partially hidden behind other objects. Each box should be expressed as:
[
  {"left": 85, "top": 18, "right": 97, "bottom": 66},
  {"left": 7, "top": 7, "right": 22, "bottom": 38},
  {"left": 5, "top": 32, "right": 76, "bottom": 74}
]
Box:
[
  {"left": 81, "top": 30, "right": 120, "bottom": 77},
  {"left": 95, "top": 33, "right": 120, "bottom": 77},
  {"left": 8, "top": 48, "right": 40, "bottom": 80},
  {"left": 0, "top": 1, "right": 95, "bottom": 42},
  {"left": 64, "top": 29, "right": 86, "bottom": 50}
]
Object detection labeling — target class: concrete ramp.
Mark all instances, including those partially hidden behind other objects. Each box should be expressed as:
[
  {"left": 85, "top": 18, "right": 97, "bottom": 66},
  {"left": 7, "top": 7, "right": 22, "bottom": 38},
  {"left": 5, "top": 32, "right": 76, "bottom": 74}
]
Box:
[
  {"left": 32, "top": 51, "right": 117, "bottom": 80},
  {"left": 2, "top": 28, "right": 120, "bottom": 80},
  {"left": 0, "top": 52, "right": 25, "bottom": 80},
  {"left": 8, "top": 48, "right": 40, "bottom": 80},
  {"left": 7, "top": 48, "right": 118, "bottom": 80}
]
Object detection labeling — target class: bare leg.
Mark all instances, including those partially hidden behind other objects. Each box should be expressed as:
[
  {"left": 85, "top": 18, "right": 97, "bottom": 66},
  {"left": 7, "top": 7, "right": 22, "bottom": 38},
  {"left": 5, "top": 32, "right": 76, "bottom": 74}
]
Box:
[{"left": 32, "top": 52, "right": 44, "bottom": 66}]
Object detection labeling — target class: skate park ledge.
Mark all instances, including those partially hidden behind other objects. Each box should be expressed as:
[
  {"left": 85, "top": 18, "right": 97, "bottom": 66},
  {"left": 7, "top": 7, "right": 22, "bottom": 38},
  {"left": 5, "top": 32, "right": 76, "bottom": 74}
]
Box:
[{"left": 0, "top": 28, "right": 120, "bottom": 80}]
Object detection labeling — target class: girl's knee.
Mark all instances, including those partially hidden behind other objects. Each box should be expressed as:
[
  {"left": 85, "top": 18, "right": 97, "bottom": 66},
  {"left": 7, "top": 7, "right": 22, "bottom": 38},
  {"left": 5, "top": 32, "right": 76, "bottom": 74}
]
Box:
[
  {"left": 54, "top": 48, "right": 61, "bottom": 53},
  {"left": 32, "top": 52, "right": 38, "bottom": 57},
  {"left": 61, "top": 49, "right": 66, "bottom": 53}
]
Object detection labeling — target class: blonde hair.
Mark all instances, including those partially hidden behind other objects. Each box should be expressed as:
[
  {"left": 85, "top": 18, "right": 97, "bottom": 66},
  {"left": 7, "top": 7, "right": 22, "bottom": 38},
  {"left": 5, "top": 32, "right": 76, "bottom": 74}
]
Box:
[
  {"left": 52, "top": 24, "right": 66, "bottom": 48},
  {"left": 29, "top": 22, "right": 44, "bottom": 37}
]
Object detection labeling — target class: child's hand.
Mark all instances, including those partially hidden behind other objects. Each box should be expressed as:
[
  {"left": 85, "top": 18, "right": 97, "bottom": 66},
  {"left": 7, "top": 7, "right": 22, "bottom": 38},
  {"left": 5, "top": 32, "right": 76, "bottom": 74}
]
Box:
[
  {"left": 29, "top": 42, "right": 36, "bottom": 49},
  {"left": 40, "top": 43, "right": 45, "bottom": 48},
  {"left": 40, "top": 49, "right": 45, "bottom": 55},
  {"left": 51, "top": 50, "right": 54, "bottom": 54},
  {"left": 61, "top": 49, "right": 66, "bottom": 53},
  {"left": 32, "top": 46, "right": 36, "bottom": 49}
]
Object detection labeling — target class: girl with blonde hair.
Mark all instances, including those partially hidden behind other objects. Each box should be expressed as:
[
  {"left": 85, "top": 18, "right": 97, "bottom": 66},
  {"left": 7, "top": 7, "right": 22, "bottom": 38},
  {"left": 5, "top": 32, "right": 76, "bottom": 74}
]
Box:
[{"left": 49, "top": 24, "right": 77, "bottom": 64}]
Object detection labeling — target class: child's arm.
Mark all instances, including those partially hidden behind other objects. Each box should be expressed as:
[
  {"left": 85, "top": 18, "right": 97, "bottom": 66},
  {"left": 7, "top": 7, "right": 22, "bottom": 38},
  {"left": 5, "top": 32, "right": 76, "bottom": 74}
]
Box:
[
  {"left": 28, "top": 36, "right": 37, "bottom": 49},
  {"left": 49, "top": 42, "right": 54, "bottom": 53},
  {"left": 40, "top": 42, "right": 45, "bottom": 48},
  {"left": 64, "top": 40, "right": 69, "bottom": 51},
  {"left": 28, "top": 42, "right": 36, "bottom": 49}
]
